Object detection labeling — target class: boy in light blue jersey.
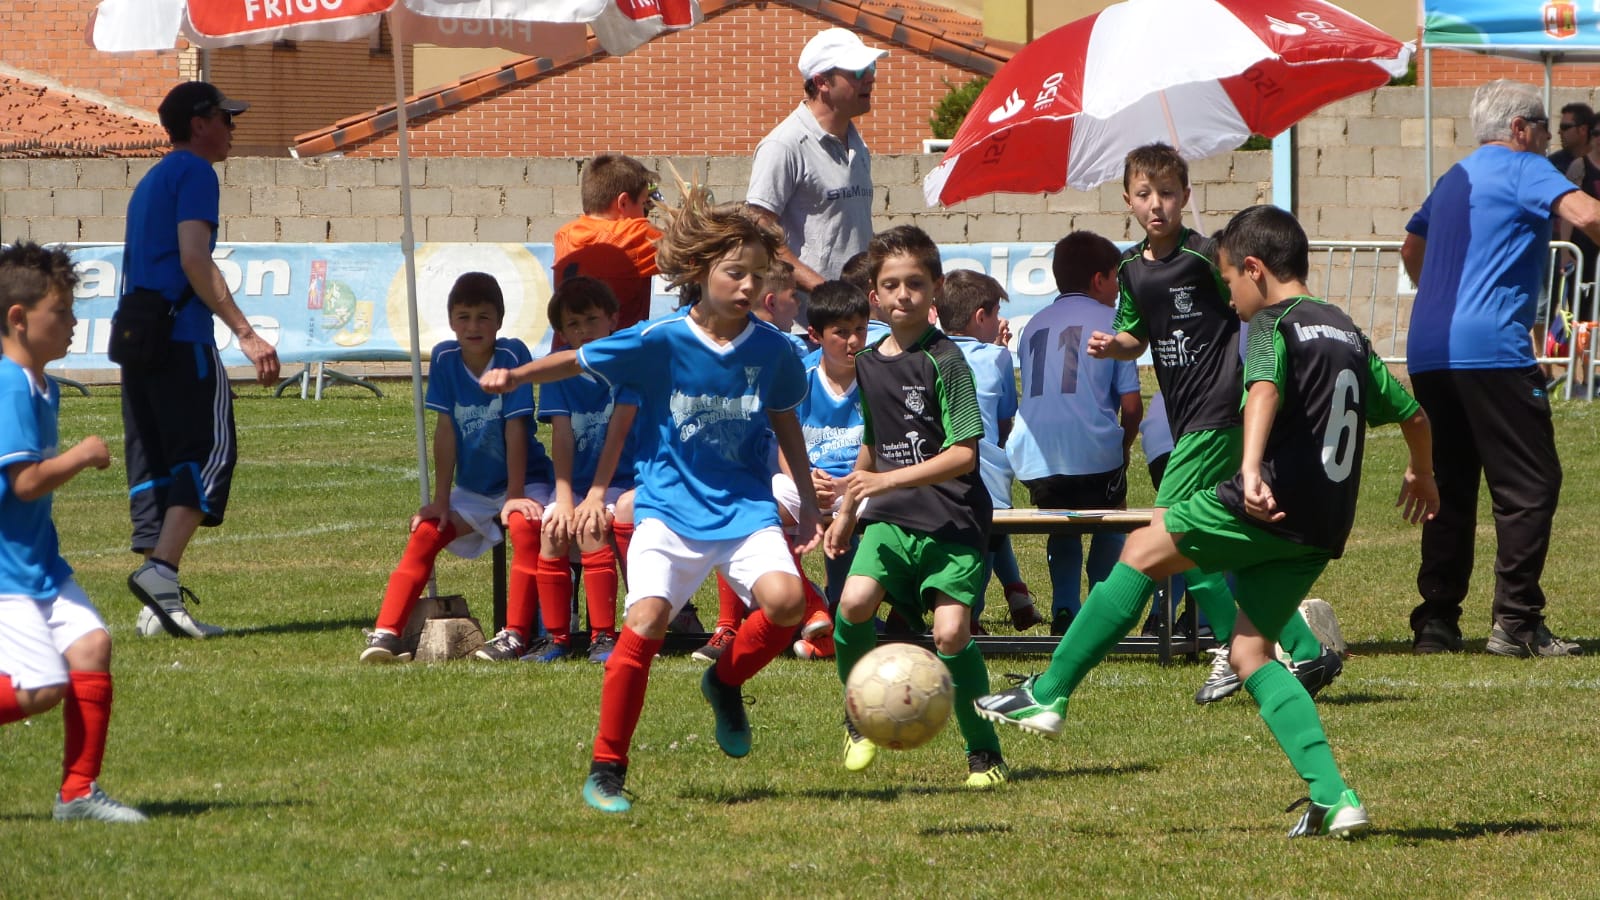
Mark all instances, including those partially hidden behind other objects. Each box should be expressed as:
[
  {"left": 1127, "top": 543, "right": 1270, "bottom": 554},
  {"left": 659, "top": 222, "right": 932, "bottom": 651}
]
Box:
[
  {"left": 482, "top": 187, "right": 822, "bottom": 814},
  {"left": 1006, "top": 232, "right": 1144, "bottom": 633},
  {"left": 936, "top": 270, "right": 1044, "bottom": 632},
  {"left": 754, "top": 259, "right": 815, "bottom": 360},
  {"left": 0, "top": 243, "right": 146, "bottom": 823}
]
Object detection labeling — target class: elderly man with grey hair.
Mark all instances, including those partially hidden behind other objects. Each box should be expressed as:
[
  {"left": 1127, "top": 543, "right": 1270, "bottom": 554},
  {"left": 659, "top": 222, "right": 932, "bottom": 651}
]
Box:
[{"left": 1400, "top": 79, "right": 1600, "bottom": 658}]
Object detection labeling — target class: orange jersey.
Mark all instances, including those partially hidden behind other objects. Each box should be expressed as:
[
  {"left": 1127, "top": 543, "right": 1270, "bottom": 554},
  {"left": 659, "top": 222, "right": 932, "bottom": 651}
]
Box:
[{"left": 553, "top": 215, "right": 662, "bottom": 330}]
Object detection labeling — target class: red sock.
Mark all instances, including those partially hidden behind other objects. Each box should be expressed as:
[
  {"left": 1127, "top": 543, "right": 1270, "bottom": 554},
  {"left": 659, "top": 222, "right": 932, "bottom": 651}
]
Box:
[
  {"left": 505, "top": 515, "right": 543, "bottom": 639},
  {"left": 593, "top": 627, "right": 662, "bottom": 767},
  {"left": 375, "top": 519, "right": 457, "bottom": 633},
  {"left": 714, "top": 609, "right": 791, "bottom": 687},
  {"left": 0, "top": 675, "right": 25, "bottom": 726},
  {"left": 535, "top": 552, "right": 574, "bottom": 644},
  {"left": 61, "top": 670, "right": 111, "bottom": 802},
  {"left": 714, "top": 573, "right": 745, "bottom": 632},
  {"left": 581, "top": 546, "right": 618, "bottom": 636},
  {"left": 611, "top": 521, "right": 634, "bottom": 573},
  {"left": 797, "top": 551, "right": 828, "bottom": 622}
]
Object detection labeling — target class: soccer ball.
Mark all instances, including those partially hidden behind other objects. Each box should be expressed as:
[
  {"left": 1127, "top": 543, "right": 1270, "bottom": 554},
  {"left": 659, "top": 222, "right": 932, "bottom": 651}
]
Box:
[
  {"left": 135, "top": 606, "right": 166, "bottom": 637},
  {"left": 845, "top": 643, "right": 954, "bottom": 750}
]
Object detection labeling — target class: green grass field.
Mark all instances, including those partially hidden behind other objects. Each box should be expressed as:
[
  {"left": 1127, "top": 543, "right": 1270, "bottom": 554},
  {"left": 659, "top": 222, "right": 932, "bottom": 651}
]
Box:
[{"left": 7, "top": 382, "right": 1600, "bottom": 898}]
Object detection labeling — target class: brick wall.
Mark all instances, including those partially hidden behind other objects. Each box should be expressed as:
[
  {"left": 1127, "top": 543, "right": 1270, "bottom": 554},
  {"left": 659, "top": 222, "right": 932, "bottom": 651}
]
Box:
[
  {"left": 1425, "top": 51, "right": 1600, "bottom": 89},
  {"left": 7, "top": 0, "right": 186, "bottom": 110},
  {"left": 2, "top": 85, "right": 1594, "bottom": 248}
]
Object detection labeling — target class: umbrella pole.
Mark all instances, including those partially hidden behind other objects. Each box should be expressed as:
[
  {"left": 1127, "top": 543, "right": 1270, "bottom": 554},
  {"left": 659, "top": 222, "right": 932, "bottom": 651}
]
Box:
[
  {"left": 1158, "top": 90, "right": 1205, "bottom": 233},
  {"left": 388, "top": 12, "right": 431, "bottom": 513}
]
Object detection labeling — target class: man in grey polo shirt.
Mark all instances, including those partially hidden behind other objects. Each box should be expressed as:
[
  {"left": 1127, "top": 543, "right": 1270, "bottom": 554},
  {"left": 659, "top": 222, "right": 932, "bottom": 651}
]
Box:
[{"left": 748, "top": 28, "right": 884, "bottom": 297}]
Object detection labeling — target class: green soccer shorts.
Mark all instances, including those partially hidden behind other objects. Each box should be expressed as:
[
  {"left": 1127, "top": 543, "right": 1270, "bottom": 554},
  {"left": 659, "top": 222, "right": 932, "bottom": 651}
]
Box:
[
  {"left": 1154, "top": 426, "right": 1243, "bottom": 509},
  {"left": 849, "top": 521, "right": 985, "bottom": 622}
]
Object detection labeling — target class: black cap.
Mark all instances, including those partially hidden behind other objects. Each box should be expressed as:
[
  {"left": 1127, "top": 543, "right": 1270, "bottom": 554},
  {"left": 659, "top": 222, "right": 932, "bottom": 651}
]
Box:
[{"left": 157, "top": 81, "right": 249, "bottom": 134}]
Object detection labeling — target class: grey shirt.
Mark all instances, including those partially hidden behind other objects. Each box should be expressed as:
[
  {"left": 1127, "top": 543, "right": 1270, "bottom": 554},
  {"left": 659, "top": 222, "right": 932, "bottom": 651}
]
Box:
[{"left": 747, "top": 103, "right": 874, "bottom": 282}]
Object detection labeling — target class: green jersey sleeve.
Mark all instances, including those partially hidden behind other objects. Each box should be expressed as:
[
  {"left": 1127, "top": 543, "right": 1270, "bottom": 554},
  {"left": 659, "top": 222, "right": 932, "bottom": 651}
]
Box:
[
  {"left": 1112, "top": 265, "right": 1149, "bottom": 341},
  {"left": 1363, "top": 351, "right": 1421, "bottom": 426},
  {"left": 1241, "top": 303, "right": 1289, "bottom": 405},
  {"left": 932, "top": 347, "right": 985, "bottom": 449}
]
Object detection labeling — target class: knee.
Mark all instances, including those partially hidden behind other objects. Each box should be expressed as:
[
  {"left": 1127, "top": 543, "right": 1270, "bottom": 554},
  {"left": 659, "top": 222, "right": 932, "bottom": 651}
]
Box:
[
  {"left": 837, "top": 579, "right": 879, "bottom": 625},
  {"left": 623, "top": 598, "right": 671, "bottom": 639},
  {"left": 64, "top": 628, "right": 112, "bottom": 672},
  {"left": 754, "top": 574, "right": 804, "bottom": 627},
  {"left": 17, "top": 683, "right": 67, "bottom": 716},
  {"left": 931, "top": 622, "right": 969, "bottom": 655},
  {"left": 1228, "top": 635, "right": 1274, "bottom": 680}
]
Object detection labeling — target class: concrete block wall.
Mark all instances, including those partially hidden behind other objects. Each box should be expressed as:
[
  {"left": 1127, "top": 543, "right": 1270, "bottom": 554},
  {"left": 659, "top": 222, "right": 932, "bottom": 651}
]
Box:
[{"left": 6, "top": 86, "right": 1598, "bottom": 247}]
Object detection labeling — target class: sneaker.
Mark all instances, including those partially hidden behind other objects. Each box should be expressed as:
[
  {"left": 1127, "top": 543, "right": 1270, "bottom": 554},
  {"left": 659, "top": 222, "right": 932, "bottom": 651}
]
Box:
[
  {"left": 692, "top": 627, "right": 736, "bottom": 664},
  {"left": 1286, "top": 789, "right": 1370, "bottom": 838},
  {"left": 1194, "top": 645, "right": 1242, "bottom": 705},
  {"left": 793, "top": 633, "right": 835, "bottom": 660},
  {"left": 1289, "top": 645, "right": 1344, "bottom": 697},
  {"left": 520, "top": 637, "right": 572, "bottom": 663},
  {"left": 1050, "top": 610, "right": 1074, "bottom": 637},
  {"left": 700, "top": 667, "right": 751, "bottom": 758},
  {"left": 1486, "top": 624, "right": 1583, "bottom": 658},
  {"left": 587, "top": 632, "right": 617, "bottom": 664},
  {"left": 581, "top": 762, "right": 632, "bottom": 814},
  {"left": 972, "top": 674, "right": 1065, "bottom": 738},
  {"left": 1411, "top": 618, "right": 1464, "bottom": 655},
  {"left": 843, "top": 716, "right": 878, "bottom": 772},
  {"left": 669, "top": 604, "right": 705, "bottom": 635},
  {"left": 1298, "top": 598, "right": 1347, "bottom": 656},
  {"left": 128, "top": 561, "right": 224, "bottom": 638},
  {"left": 1006, "top": 587, "right": 1046, "bottom": 631},
  {"left": 965, "top": 749, "right": 1010, "bottom": 788},
  {"left": 801, "top": 607, "right": 833, "bottom": 641},
  {"left": 52, "top": 783, "right": 147, "bottom": 823},
  {"left": 360, "top": 630, "right": 412, "bottom": 664},
  {"left": 473, "top": 628, "right": 527, "bottom": 662}
]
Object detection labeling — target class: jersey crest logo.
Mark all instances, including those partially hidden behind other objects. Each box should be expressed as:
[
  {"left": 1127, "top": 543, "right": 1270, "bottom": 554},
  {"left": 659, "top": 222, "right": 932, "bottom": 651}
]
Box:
[
  {"left": 903, "top": 386, "right": 926, "bottom": 415},
  {"left": 1171, "top": 286, "right": 1194, "bottom": 314}
]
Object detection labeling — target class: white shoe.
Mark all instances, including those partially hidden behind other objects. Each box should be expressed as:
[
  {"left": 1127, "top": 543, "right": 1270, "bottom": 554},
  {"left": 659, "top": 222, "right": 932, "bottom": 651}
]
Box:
[{"left": 128, "top": 562, "right": 225, "bottom": 639}]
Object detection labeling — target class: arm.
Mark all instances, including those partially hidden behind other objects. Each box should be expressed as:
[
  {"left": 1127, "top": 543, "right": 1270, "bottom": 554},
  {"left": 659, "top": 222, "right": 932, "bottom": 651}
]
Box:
[
  {"left": 839, "top": 438, "right": 978, "bottom": 501},
  {"left": 1400, "top": 233, "right": 1426, "bottom": 287},
  {"left": 1238, "top": 380, "right": 1283, "bottom": 523},
  {"left": 1553, "top": 188, "right": 1600, "bottom": 247},
  {"left": 1118, "top": 390, "right": 1144, "bottom": 455},
  {"left": 748, "top": 205, "right": 827, "bottom": 292},
  {"left": 825, "top": 443, "right": 875, "bottom": 558},
  {"left": 769, "top": 408, "right": 822, "bottom": 553},
  {"left": 178, "top": 220, "right": 279, "bottom": 386},
  {"left": 5, "top": 436, "right": 110, "bottom": 502},
  {"left": 1087, "top": 330, "right": 1147, "bottom": 360},
  {"left": 1395, "top": 408, "right": 1440, "bottom": 525},
  {"left": 575, "top": 402, "right": 637, "bottom": 540},
  {"left": 416, "top": 414, "right": 456, "bottom": 530},
  {"left": 480, "top": 349, "right": 582, "bottom": 394}
]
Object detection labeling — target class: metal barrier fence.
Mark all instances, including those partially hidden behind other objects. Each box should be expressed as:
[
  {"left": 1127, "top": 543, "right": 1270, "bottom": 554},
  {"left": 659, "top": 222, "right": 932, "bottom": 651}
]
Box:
[{"left": 1307, "top": 240, "right": 1593, "bottom": 400}]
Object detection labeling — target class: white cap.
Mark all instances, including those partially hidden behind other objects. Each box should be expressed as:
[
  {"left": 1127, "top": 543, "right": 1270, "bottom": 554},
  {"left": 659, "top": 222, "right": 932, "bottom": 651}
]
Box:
[{"left": 797, "top": 28, "right": 886, "bottom": 80}]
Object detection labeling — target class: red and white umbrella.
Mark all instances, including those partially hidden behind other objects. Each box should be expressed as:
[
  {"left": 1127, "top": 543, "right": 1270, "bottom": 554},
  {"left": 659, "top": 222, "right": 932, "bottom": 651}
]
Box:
[{"left": 923, "top": 0, "right": 1411, "bottom": 207}]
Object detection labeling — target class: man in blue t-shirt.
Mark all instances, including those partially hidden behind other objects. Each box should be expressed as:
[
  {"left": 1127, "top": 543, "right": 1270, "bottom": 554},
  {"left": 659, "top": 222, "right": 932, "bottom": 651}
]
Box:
[
  {"left": 120, "top": 82, "right": 280, "bottom": 640},
  {"left": 1402, "top": 79, "right": 1600, "bottom": 658}
]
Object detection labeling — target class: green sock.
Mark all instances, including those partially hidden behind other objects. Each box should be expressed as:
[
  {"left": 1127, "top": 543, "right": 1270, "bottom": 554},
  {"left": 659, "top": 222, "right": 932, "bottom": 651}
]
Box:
[
  {"left": 939, "top": 639, "right": 1000, "bottom": 755},
  {"left": 1276, "top": 610, "right": 1322, "bottom": 663},
  {"left": 1033, "top": 563, "right": 1154, "bottom": 703},
  {"left": 1245, "top": 662, "right": 1348, "bottom": 805},
  {"left": 1186, "top": 569, "right": 1237, "bottom": 643},
  {"left": 833, "top": 613, "right": 877, "bottom": 688}
]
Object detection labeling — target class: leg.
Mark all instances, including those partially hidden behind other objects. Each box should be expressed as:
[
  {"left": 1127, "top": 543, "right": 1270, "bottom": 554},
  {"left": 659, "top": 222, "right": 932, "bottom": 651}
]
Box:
[
  {"left": 930, "top": 595, "right": 1005, "bottom": 782},
  {"left": 1045, "top": 533, "right": 1085, "bottom": 620},
  {"left": 834, "top": 573, "right": 885, "bottom": 771},
  {"left": 579, "top": 528, "right": 619, "bottom": 663},
  {"left": 48, "top": 583, "right": 145, "bottom": 823},
  {"left": 1409, "top": 371, "right": 1478, "bottom": 649}
]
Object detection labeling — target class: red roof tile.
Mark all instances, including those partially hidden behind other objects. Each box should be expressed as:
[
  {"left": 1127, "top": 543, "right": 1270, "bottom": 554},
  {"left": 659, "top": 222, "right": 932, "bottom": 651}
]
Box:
[{"left": 0, "top": 75, "right": 169, "bottom": 158}]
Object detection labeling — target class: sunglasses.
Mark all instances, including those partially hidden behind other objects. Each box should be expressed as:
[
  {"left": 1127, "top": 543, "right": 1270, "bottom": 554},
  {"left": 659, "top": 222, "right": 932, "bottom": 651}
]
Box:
[
  {"left": 1560, "top": 121, "right": 1584, "bottom": 132},
  {"left": 837, "top": 61, "right": 876, "bottom": 80},
  {"left": 1524, "top": 116, "right": 1549, "bottom": 130}
]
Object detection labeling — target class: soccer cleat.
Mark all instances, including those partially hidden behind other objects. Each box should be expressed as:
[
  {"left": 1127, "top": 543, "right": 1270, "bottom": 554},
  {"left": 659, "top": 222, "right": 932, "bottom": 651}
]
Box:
[
  {"left": 587, "top": 632, "right": 617, "bottom": 665},
  {"left": 691, "top": 626, "right": 736, "bottom": 664},
  {"left": 701, "top": 667, "right": 751, "bottom": 758},
  {"left": 972, "top": 674, "right": 1065, "bottom": 738},
  {"left": 128, "top": 562, "right": 224, "bottom": 638},
  {"left": 360, "top": 630, "right": 411, "bottom": 664},
  {"left": 801, "top": 607, "right": 834, "bottom": 641},
  {"left": 793, "top": 633, "right": 835, "bottom": 660},
  {"left": 1289, "top": 645, "right": 1344, "bottom": 698},
  {"left": 965, "top": 749, "right": 1010, "bottom": 788},
  {"left": 52, "top": 783, "right": 147, "bottom": 824},
  {"left": 1194, "top": 645, "right": 1242, "bottom": 704},
  {"left": 843, "top": 716, "right": 878, "bottom": 772},
  {"left": 520, "top": 637, "right": 572, "bottom": 663},
  {"left": 1286, "top": 789, "right": 1370, "bottom": 838},
  {"left": 474, "top": 628, "right": 527, "bottom": 662},
  {"left": 1486, "top": 624, "right": 1583, "bottom": 658},
  {"left": 668, "top": 604, "right": 705, "bottom": 635},
  {"left": 581, "top": 762, "right": 632, "bottom": 814}
]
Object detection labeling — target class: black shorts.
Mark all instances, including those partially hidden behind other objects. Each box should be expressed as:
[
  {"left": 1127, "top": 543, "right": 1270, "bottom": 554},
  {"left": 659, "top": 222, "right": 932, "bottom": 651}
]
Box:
[
  {"left": 1022, "top": 466, "right": 1128, "bottom": 510},
  {"left": 121, "top": 341, "right": 237, "bottom": 553}
]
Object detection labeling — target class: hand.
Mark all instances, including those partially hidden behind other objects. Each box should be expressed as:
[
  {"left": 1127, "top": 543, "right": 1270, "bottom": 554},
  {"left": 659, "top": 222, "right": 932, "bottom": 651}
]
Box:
[
  {"left": 995, "top": 317, "right": 1012, "bottom": 347},
  {"left": 810, "top": 469, "right": 837, "bottom": 509},
  {"left": 838, "top": 468, "right": 895, "bottom": 501},
  {"left": 1087, "top": 330, "right": 1115, "bottom": 359},
  {"left": 479, "top": 368, "right": 516, "bottom": 394},
  {"left": 73, "top": 435, "right": 111, "bottom": 470},
  {"left": 499, "top": 497, "right": 543, "bottom": 528},
  {"left": 239, "top": 331, "right": 280, "bottom": 386},
  {"left": 573, "top": 495, "right": 611, "bottom": 543},
  {"left": 538, "top": 500, "right": 572, "bottom": 545},
  {"left": 411, "top": 502, "right": 449, "bottom": 532},
  {"left": 1241, "top": 470, "right": 1283, "bottom": 523},
  {"left": 823, "top": 513, "right": 855, "bottom": 559},
  {"left": 793, "top": 501, "right": 823, "bottom": 555},
  {"left": 1396, "top": 469, "right": 1441, "bottom": 524}
]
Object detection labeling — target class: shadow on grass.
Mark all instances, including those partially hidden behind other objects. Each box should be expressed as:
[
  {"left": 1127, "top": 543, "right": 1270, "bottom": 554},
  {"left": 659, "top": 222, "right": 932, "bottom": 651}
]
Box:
[
  {"left": 677, "top": 786, "right": 780, "bottom": 806},
  {"left": 1317, "top": 691, "right": 1408, "bottom": 706},
  {"left": 1008, "top": 762, "right": 1159, "bottom": 782},
  {"left": 1346, "top": 639, "right": 1498, "bottom": 657},
  {"left": 0, "top": 797, "right": 306, "bottom": 822},
  {"left": 920, "top": 822, "right": 1012, "bottom": 837},
  {"left": 1382, "top": 820, "right": 1558, "bottom": 842},
  {"left": 223, "top": 616, "right": 372, "bottom": 638}
]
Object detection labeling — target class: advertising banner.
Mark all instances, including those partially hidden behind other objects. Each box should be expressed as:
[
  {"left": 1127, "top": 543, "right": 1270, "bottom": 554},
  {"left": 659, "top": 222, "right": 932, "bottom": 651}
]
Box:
[{"left": 1424, "top": 0, "right": 1600, "bottom": 50}]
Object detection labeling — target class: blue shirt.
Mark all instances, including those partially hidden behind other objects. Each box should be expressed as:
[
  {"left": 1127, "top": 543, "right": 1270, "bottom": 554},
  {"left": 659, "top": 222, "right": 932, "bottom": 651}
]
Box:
[
  {"left": 1407, "top": 144, "right": 1576, "bottom": 372},
  {"left": 123, "top": 150, "right": 221, "bottom": 345},
  {"left": 538, "top": 373, "right": 640, "bottom": 493},
  {"left": 425, "top": 338, "right": 551, "bottom": 497},
  {"left": 950, "top": 334, "right": 1018, "bottom": 508},
  {"left": 0, "top": 359, "right": 73, "bottom": 599},
  {"left": 796, "top": 364, "right": 863, "bottom": 478},
  {"left": 577, "top": 312, "right": 807, "bottom": 540}
]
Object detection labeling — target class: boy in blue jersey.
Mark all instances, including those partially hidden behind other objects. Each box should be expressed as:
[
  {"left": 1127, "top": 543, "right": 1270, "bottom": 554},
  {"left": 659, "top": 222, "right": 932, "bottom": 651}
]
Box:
[
  {"left": 825, "top": 225, "right": 1009, "bottom": 787},
  {"left": 977, "top": 206, "right": 1439, "bottom": 837},
  {"left": 527, "top": 276, "right": 640, "bottom": 665},
  {"left": 0, "top": 243, "right": 145, "bottom": 823},
  {"left": 1007, "top": 232, "right": 1144, "bottom": 634},
  {"left": 482, "top": 188, "right": 821, "bottom": 814},
  {"left": 755, "top": 260, "right": 814, "bottom": 360},
  {"left": 360, "top": 273, "right": 554, "bottom": 663}
]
